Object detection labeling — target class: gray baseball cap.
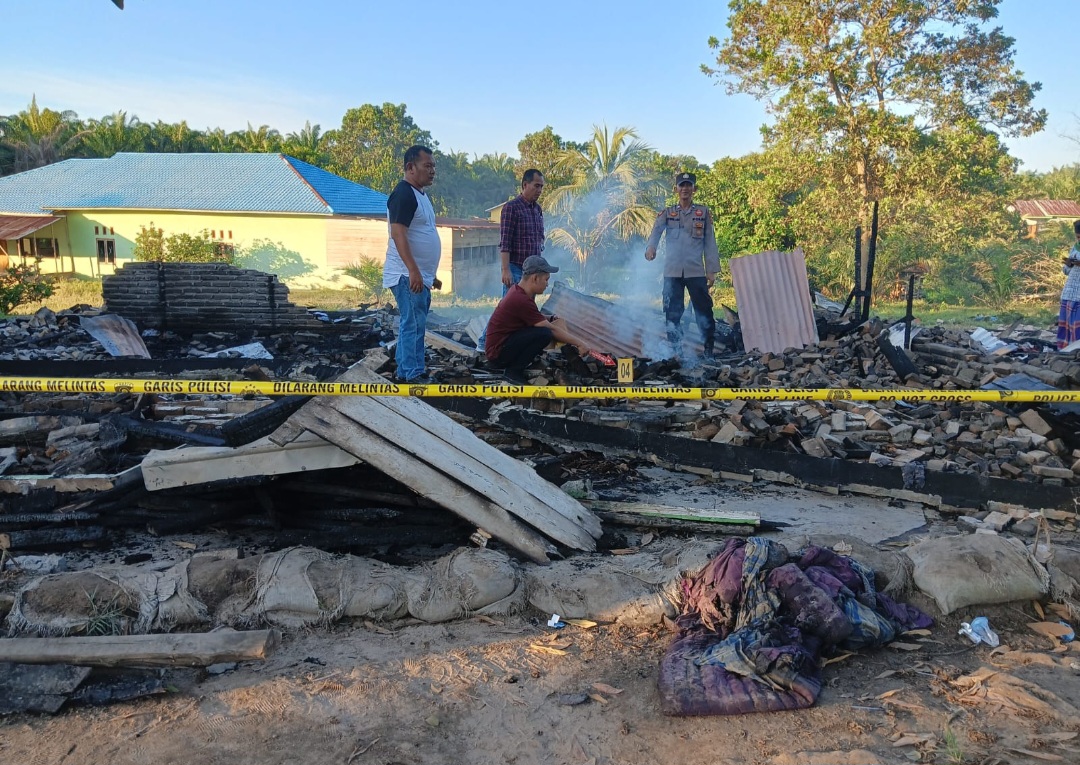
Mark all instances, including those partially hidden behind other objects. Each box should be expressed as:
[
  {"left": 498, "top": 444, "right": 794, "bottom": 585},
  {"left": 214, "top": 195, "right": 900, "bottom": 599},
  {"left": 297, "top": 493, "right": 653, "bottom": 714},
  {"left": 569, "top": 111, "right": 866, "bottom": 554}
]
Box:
[{"left": 522, "top": 255, "right": 559, "bottom": 275}]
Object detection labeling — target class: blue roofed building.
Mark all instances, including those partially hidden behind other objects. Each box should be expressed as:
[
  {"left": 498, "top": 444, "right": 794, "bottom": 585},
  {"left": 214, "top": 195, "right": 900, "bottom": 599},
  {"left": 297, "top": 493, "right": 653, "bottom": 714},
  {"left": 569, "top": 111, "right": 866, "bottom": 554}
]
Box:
[{"left": 0, "top": 153, "right": 500, "bottom": 293}]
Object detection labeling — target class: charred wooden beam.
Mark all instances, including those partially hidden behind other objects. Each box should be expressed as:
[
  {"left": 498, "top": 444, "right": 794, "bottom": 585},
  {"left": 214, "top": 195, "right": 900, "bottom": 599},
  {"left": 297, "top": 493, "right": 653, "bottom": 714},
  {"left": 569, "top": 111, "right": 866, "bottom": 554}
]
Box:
[
  {"left": 274, "top": 480, "right": 441, "bottom": 509},
  {"left": 0, "top": 511, "right": 99, "bottom": 531},
  {"left": 472, "top": 405, "right": 1080, "bottom": 512},
  {"left": 0, "top": 526, "right": 107, "bottom": 551},
  {"left": 593, "top": 511, "right": 755, "bottom": 536}
]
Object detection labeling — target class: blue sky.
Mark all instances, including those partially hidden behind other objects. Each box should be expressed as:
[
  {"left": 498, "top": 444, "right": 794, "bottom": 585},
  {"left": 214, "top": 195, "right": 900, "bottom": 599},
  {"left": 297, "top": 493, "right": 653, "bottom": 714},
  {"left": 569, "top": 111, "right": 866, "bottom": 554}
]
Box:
[{"left": 1, "top": 0, "right": 1075, "bottom": 173}]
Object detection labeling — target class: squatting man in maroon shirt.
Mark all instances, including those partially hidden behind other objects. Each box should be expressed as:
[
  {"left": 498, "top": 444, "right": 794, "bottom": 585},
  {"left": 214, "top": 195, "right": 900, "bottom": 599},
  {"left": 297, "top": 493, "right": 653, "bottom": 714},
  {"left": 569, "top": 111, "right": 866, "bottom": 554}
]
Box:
[{"left": 483, "top": 256, "right": 592, "bottom": 383}]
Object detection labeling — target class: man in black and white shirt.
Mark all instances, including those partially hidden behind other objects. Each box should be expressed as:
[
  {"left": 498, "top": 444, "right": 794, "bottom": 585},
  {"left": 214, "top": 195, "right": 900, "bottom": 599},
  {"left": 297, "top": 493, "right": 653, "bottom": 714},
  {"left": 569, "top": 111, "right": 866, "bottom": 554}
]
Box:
[{"left": 384, "top": 145, "right": 441, "bottom": 382}]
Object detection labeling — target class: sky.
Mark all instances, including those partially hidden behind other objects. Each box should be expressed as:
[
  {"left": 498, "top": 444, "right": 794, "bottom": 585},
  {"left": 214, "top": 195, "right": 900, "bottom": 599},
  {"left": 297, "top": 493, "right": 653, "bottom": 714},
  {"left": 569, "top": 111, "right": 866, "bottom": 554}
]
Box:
[{"left": 1, "top": 0, "right": 1076, "bottom": 173}]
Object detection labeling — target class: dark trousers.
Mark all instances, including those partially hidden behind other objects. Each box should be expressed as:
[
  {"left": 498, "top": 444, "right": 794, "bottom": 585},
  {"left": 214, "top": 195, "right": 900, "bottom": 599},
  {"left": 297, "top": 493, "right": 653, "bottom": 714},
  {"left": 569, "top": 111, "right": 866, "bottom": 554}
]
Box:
[
  {"left": 491, "top": 326, "right": 553, "bottom": 373},
  {"left": 663, "top": 276, "right": 716, "bottom": 352}
]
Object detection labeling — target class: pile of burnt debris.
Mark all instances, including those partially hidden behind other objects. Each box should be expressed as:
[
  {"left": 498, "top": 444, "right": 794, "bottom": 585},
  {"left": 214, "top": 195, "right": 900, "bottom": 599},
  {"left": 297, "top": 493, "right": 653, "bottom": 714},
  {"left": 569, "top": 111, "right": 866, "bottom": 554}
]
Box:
[
  {"left": 521, "top": 321, "right": 1080, "bottom": 485},
  {"left": 2, "top": 283, "right": 1080, "bottom": 561}
]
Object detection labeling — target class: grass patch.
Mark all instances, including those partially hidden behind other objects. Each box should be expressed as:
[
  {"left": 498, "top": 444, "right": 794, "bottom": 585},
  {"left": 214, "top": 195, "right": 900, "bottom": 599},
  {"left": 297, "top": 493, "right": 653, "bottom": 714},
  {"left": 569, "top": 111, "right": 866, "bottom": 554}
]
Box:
[
  {"left": 10, "top": 274, "right": 104, "bottom": 315},
  {"left": 82, "top": 587, "right": 130, "bottom": 637},
  {"left": 11, "top": 274, "right": 1058, "bottom": 332},
  {"left": 870, "top": 301, "right": 1056, "bottom": 329}
]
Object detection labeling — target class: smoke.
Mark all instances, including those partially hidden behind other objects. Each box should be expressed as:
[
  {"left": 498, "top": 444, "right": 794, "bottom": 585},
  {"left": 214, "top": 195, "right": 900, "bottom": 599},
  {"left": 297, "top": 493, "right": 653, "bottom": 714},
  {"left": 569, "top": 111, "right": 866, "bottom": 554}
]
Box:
[{"left": 537, "top": 182, "right": 721, "bottom": 365}]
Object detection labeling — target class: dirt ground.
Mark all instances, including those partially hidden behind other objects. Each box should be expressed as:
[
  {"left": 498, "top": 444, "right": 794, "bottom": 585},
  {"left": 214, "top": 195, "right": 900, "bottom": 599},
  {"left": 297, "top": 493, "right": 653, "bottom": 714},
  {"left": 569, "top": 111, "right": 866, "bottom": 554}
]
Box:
[{"left": 3, "top": 478, "right": 1080, "bottom": 765}]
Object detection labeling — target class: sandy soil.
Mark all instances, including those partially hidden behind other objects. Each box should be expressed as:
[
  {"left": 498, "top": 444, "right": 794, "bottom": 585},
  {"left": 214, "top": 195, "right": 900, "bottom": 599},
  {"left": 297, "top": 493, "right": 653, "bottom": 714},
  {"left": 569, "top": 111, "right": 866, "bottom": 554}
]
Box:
[
  {"left": 2, "top": 474, "right": 1080, "bottom": 764},
  {"left": 2, "top": 603, "right": 1079, "bottom": 765}
]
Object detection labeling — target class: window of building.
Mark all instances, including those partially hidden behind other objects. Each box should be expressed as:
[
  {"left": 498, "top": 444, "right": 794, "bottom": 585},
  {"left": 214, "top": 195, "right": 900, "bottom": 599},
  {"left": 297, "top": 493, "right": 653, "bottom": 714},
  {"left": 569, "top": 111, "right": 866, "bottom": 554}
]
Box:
[
  {"left": 35, "top": 238, "right": 57, "bottom": 257},
  {"left": 453, "top": 244, "right": 498, "bottom": 264},
  {"left": 97, "top": 238, "right": 116, "bottom": 264}
]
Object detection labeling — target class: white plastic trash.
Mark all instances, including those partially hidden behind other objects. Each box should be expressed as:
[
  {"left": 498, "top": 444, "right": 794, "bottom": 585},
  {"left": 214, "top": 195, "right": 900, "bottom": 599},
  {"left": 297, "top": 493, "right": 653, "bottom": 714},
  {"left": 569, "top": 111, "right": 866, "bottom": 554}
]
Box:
[{"left": 958, "top": 616, "right": 1000, "bottom": 647}]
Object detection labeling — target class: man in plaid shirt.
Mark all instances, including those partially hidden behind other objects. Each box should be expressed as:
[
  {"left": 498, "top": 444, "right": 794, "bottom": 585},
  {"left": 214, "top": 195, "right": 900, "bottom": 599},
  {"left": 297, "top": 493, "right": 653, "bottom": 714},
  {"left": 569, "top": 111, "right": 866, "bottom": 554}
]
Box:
[{"left": 479, "top": 169, "right": 546, "bottom": 352}]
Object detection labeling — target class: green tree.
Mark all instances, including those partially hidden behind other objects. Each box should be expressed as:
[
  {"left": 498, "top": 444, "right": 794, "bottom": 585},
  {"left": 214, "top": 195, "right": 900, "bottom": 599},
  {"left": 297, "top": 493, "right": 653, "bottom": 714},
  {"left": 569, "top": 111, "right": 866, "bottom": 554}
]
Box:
[
  {"left": 324, "top": 103, "right": 435, "bottom": 193},
  {"left": 1020, "top": 164, "right": 1080, "bottom": 201},
  {"left": 0, "top": 263, "right": 54, "bottom": 315},
  {"left": 165, "top": 231, "right": 221, "bottom": 263},
  {"left": 147, "top": 120, "right": 202, "bottom": 153},
  {"left": 233, "top": 238, "right": 314, "bottom": 279},
  {"left": 232, "top": 123, "right": 282, "bottom": 153},
  {"left": 282, "top": 121, "right": 327, "bottom": 166},
  {"left": 133, "top": 224, "right": 166, "bottom": 261},
  {"left": 429, "top": 151, "right": 517, "bottom": 217},
  {"left": 708, "top": 0, "right": 1047, "bottom": 291},
  {"left": 473, "top": 152, "right": 518, "bottom": 208},
  {"left": 204, "top": 127, "right": 232, "bottom": 153},
  {"left": 340, "top": 257, "right": 388, "bottom": 306},
  {"left": 545, "top": 125, "right": 663, "bottom": 287},
  {"left": 80, "top": 110, "right": 149, "bottom": 156},
  {"left": 516, "top": 126, "right": 576, "bottom": 194},
  {"left": 695, "top": 153, "right": 795, "bottom": 261},
  {"left": 429, "top": 149, "right": 476, "bottom": 217},
  {"left": 0, "top": 96, "right": 85, "bottom": 174}
]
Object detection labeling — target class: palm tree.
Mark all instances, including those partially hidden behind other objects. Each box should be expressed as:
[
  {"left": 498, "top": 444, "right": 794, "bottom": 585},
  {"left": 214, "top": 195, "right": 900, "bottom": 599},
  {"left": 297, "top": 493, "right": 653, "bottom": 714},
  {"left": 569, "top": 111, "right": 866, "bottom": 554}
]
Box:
[
  {"left": 474, "top": 152, "right": 516, "bottom": 178},
  {"left": 282, "top": 121, "right": 325, "bottom": 164},
  {"left": 0, "top": 96, "right": 85, "bottom": 174},
  {"left": 81, "top": 111, "right": 148, "bottom": 156},
  {"left": 235, "top": 123, "right": 282, "bottom": 153},
  {"left": 544, "top": 125, "right": 662, "bottom": 288},
  {"left": 204, "top": 127, "right": 231, "bottom": 153},
  {"left": 147, "top": 119, "right": 198, "bottom": 153}
]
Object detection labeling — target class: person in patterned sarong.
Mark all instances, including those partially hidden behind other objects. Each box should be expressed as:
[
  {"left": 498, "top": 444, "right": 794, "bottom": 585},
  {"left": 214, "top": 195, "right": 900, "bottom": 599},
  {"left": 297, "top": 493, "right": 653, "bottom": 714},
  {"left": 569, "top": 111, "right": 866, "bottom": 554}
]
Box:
[{"left": 1058, "top": 220, "right": 1080, "bottom": 350}]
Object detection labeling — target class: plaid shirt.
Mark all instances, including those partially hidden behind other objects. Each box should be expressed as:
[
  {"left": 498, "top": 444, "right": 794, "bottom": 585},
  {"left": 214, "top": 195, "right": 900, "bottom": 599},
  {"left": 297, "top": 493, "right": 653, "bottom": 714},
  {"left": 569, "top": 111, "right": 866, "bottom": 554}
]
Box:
[
  {"left": 1063, "top": 244, "right": 1080, "bottom": 302},
  {"left": 499, "top": 194, "right": 544, "bottom": 266}
]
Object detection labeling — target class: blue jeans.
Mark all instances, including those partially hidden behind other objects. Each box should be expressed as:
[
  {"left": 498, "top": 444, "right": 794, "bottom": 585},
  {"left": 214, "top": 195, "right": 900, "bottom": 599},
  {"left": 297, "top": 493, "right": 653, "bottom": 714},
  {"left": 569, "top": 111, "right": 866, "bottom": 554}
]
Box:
[
  {"left": 479, "top": 262, "right": 524, "bottom": 349},
  {"left": 390, "top": 275, "right": 431, "bottom": 380}
]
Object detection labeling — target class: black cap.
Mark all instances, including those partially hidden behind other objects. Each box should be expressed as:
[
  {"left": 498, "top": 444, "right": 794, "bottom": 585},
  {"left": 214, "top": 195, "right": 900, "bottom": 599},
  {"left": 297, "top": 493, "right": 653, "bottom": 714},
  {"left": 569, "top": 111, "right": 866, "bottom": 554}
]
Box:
[
  {"left": 675, "top": 172, "right": 696, "bottom": 186},
  {"left": 522, "top": 255, "right": 559, "bottom": 275}
]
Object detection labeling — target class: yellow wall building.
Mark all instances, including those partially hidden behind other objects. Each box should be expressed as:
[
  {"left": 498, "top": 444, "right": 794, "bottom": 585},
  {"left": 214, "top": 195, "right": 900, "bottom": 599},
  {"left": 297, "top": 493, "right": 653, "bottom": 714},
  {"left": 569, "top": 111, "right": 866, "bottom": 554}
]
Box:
[{"left": 0, "top": 153, "right": 500, "bottom": 295}]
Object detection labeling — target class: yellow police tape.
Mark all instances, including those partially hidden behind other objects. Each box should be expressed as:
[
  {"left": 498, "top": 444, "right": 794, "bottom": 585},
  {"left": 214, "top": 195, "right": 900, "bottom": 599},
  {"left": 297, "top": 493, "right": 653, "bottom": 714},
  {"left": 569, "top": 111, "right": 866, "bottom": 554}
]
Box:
[{"left": 0, "top": 377, "right": 1076, "bottom": 403}]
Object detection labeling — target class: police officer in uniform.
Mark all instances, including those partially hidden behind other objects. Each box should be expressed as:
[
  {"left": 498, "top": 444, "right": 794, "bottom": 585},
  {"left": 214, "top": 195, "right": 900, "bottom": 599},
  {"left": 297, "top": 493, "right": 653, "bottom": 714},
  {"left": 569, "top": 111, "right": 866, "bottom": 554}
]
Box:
[{"left": 644, "top": 172, "right": 720, "bottom": 360}]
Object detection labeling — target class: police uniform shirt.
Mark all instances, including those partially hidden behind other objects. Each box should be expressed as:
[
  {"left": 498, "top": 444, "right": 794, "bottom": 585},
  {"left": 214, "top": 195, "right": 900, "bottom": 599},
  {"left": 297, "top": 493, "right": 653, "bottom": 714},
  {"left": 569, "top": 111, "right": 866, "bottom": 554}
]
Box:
[{"left": 645, "top": 203, "right": 720, "bottom": 279}]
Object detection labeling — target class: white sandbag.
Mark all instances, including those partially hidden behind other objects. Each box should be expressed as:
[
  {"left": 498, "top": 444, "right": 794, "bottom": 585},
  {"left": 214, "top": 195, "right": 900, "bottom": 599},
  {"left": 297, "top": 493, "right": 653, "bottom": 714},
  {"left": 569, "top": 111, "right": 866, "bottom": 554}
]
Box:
[
  {"left": 405, "top": 547, "right": 520, "bottom": 623},
  {"left": 8, "top": 567, "right": 164, "bottom": 637},
  {"left": 237, "top": 547, "right": 345, "bottom": 629},
  {"left": 524, "top": 540, "right": 720, "bottom": 627},
  {"left": 905, "top": 534, "right": 1048, "bottom": 615}
]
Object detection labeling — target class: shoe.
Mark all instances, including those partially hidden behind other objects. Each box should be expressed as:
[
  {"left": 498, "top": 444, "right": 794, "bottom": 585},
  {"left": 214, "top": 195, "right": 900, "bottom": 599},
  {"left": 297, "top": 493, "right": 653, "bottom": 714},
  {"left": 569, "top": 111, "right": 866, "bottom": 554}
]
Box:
[{"left": 394, "top": 374, "right": 435, "bottom": 384}]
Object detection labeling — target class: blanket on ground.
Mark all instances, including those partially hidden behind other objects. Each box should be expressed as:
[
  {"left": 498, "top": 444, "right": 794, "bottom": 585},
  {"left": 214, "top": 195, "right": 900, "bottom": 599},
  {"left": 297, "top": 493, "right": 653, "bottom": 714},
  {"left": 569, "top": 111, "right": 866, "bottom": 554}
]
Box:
[{"left": 659, "top": 538, "right": 932, "bottom": 716}]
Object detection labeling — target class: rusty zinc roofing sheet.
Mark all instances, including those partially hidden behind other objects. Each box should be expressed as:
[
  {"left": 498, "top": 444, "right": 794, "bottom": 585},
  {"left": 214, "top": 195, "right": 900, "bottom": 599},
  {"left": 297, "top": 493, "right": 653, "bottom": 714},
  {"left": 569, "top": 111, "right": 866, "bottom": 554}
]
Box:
[
  {"left": 540, "top": 281, "right": 703, "bottom": 358},
  {"left": 1013, "top": 200, "right": 1080, "bottom": 218},
  {"left": 0, "top": 214, "right": 62, "bottom": 240},
  {"left": 729, "top": 249, "right": 818, "bottom": 354}
]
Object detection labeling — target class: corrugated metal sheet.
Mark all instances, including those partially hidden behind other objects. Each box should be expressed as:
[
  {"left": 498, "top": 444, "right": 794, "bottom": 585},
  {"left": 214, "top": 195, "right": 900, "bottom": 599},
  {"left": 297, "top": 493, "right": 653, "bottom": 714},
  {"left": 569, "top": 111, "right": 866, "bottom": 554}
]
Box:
[
  {"left": 0, "top": 154, "right": 387, "bottom": 215},
  {"left": 1013, "top": 200, "right": 1080, "bottom": 218},
  {"left": 0, "top": 214, "right": 62, "bottom": 239},
  {"left": 79, "top": 314, "right": 151, "bottom": 358},
  {"left": 540, "top": 281, "right": 702, "bottom": 358},
  {"left": 284, "top": 156, "right": 388, "bottom": 215},
  {"left": 729, "top": 249, "right": 818, "bottom": 354}
]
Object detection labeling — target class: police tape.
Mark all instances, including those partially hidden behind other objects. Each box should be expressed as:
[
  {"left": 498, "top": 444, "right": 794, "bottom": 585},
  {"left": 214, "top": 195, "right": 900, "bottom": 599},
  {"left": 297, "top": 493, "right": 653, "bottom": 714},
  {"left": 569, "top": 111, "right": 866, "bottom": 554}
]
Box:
[{"left": 0, "top": 377, "right": 1077, "bottom": 403}]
